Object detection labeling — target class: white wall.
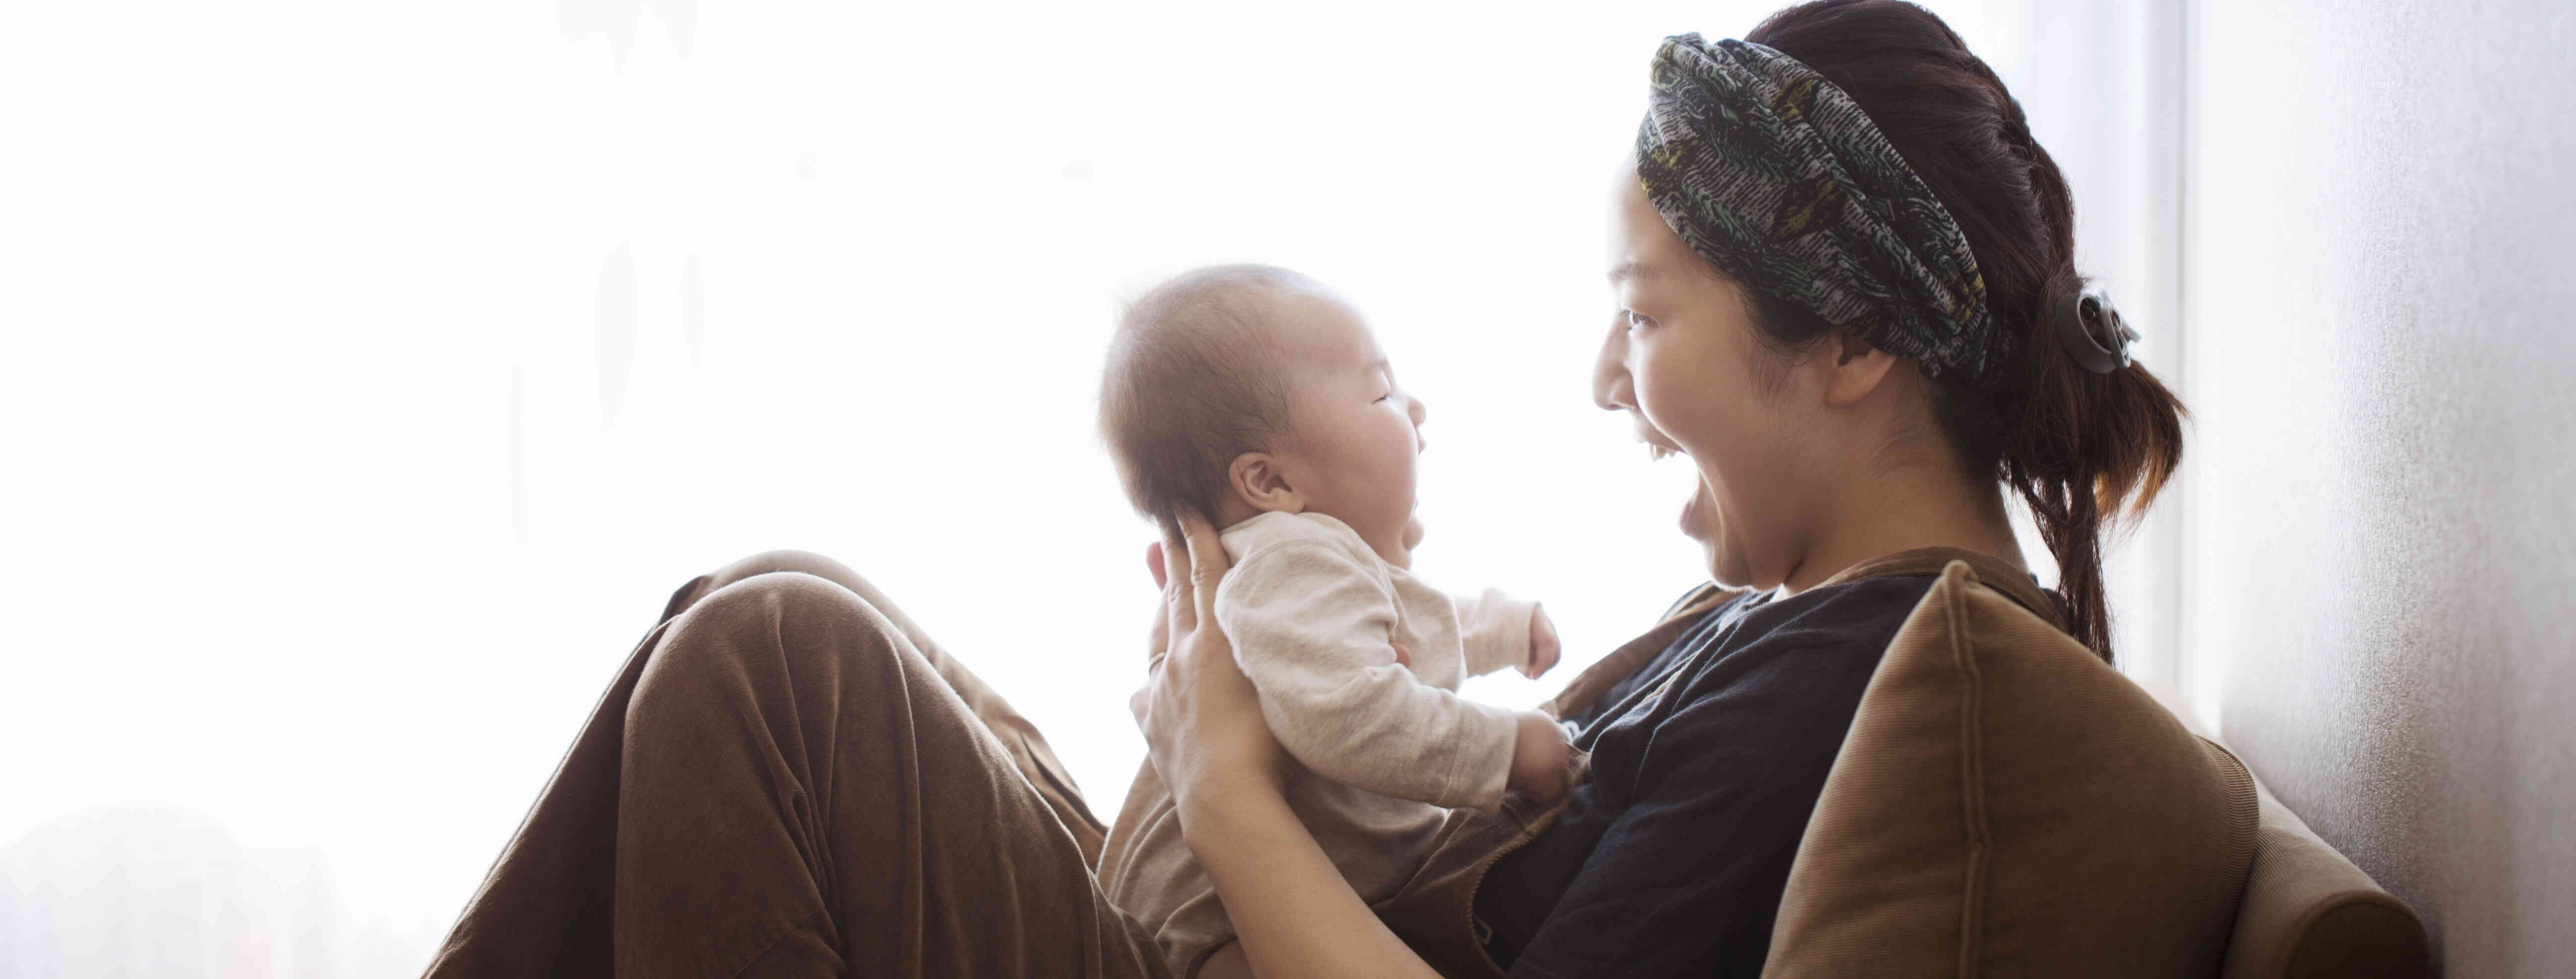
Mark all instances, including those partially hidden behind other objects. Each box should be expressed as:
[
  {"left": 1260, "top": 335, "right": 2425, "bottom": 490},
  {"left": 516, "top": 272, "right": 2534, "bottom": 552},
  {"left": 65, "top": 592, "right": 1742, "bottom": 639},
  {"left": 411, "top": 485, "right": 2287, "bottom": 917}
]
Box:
[{"left": 2183, "top": 1, "right": 2576, "bottom": 973}]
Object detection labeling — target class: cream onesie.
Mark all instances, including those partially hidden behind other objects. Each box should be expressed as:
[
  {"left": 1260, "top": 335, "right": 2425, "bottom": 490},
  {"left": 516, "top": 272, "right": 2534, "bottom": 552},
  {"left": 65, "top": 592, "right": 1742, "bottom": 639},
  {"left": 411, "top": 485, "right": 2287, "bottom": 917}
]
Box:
[{"left": 1098, "top": 510, "right": 1540, "bottom": 976}]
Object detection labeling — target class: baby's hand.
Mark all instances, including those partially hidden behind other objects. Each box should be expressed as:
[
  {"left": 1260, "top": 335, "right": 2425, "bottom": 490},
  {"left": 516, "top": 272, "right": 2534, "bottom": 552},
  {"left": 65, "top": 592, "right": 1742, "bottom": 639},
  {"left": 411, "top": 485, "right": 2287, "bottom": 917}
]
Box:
[
  {"left": 1506, "top": 711, "right": 1574, "bottom": 803},
  {"left": 1523, "top": 605, "right": 1561, "bottom": 679}
]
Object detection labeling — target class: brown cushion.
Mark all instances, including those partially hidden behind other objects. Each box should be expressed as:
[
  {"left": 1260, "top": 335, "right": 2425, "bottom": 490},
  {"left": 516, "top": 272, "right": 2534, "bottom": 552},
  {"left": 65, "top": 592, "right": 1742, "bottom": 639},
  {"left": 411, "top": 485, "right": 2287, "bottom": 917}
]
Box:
[
  {"left": 1763, "top": 559, "right": 2259, "bottom": 976},
  {"left": 2221, "top": 782, "right": 2431, "bottom": 979}
]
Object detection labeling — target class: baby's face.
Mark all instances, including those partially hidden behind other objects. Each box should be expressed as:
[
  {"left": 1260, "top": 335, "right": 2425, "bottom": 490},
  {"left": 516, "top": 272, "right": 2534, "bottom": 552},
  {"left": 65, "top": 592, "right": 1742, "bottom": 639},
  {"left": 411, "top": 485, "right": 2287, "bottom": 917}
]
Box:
[{"left": 1264, "top": 289, "right": 1428, "bottom": 567}]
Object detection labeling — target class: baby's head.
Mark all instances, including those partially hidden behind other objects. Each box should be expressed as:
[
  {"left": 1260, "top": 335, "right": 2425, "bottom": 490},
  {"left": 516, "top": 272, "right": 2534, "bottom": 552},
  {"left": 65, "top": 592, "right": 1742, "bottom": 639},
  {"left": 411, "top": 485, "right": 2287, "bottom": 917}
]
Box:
[{"left": 1099, "top": 264, "right": 1428, "bottom": 567}]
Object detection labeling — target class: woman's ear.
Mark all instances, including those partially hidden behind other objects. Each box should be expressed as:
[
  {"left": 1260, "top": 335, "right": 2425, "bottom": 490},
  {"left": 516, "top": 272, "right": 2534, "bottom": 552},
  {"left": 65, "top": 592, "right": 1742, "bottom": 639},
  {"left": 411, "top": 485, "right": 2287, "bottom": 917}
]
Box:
[
  {"left": 1227, "top": 452, "right": 1305, "bottom": 515},
  {"left": 1821, "top": 331, "right": 1900, "bottom": 408}
]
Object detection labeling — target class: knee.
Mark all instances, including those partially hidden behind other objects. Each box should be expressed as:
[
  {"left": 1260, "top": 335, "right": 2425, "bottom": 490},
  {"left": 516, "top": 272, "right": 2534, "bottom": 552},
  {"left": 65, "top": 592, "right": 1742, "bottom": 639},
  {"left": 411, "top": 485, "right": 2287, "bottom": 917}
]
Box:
[
  {"left": 650, "top": 571, "right": 903, "bottom": 693},
  {"left": 664, "top": 550, "right": 877, "bottom": 622},
  {"left": 705, "top": 550, "right": 869, "bottom": 595},
  {"left": 629, "top": 573, "right": 928, "bottom": 790}
]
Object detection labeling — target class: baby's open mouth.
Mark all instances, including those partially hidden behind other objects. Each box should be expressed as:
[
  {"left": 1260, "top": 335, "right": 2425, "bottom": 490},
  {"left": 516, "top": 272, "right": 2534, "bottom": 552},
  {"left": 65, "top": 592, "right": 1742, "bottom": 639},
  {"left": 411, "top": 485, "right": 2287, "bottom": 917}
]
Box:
[{"left": 1648, "top": 443, "right": 1681, "bottom": 462}]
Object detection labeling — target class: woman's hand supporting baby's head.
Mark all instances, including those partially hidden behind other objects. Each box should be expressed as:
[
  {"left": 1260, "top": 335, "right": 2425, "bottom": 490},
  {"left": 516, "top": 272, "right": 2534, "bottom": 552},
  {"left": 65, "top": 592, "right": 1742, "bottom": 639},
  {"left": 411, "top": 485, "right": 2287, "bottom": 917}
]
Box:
[{"left": 1133, "top": 511, "right": 1291, "bottom": 819}]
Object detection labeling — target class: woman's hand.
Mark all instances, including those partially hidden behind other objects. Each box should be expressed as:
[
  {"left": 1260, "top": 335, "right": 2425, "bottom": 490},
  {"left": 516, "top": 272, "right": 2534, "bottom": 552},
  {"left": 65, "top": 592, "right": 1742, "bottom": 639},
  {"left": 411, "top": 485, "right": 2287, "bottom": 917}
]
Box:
[
  {"left": 1132, "top": 510, "right": 1291, "bottom": 815},
  {"left": 1128, "top": 510, "right": 1443, "bottom": 979}
]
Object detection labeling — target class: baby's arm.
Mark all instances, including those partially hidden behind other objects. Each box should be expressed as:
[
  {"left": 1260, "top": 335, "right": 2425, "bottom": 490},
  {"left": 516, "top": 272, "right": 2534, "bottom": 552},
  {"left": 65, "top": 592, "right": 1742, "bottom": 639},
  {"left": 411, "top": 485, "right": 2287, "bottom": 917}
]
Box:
[
  {"left": 1456, "top": 589, "right": 1560, "bottom": 679},
  {"left": 1217, "top": 543, "right": 1524, "bottom": 812}
]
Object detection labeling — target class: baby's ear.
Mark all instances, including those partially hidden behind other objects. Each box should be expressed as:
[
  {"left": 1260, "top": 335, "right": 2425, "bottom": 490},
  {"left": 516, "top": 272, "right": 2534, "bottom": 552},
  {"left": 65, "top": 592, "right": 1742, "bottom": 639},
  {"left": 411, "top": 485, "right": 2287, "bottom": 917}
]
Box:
[{"left": 1226, "top": 452, "right": 1304, "bottom": 515}]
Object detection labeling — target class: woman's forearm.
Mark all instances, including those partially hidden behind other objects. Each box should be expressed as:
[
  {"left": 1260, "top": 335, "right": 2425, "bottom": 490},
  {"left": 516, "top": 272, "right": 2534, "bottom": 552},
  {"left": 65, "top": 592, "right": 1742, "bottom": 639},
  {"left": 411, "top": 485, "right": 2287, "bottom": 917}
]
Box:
[{"left": 1180, "top": 787, "right": 1442, "bottom": 979}]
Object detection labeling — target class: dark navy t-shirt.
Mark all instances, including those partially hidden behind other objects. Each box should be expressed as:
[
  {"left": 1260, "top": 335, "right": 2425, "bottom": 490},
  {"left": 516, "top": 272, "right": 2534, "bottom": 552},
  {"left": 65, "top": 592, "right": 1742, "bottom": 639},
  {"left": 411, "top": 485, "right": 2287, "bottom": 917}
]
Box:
[{"left": 1472, "top": 574, "right": 1938, "bottom": 977}]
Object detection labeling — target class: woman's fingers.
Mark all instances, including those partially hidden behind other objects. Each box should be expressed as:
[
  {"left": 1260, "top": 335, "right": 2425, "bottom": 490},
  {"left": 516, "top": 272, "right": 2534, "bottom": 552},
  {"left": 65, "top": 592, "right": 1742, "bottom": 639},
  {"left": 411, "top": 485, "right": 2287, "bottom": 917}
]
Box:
[
  {"left": 1160, "top": 518, "right": 1195, "bottom": 633},
  {"left": 1176, "top": 509, "right": 1229, "bottom": 621},
  {"left": 1127, "top": 509, "right": 1291, "bottom": 809},
  {"left": 1143, "top": 540, "right": 1175, "bottom": 667},
  {"left": 1147, "top": 601, "right": 1170, "bottom": 668}
]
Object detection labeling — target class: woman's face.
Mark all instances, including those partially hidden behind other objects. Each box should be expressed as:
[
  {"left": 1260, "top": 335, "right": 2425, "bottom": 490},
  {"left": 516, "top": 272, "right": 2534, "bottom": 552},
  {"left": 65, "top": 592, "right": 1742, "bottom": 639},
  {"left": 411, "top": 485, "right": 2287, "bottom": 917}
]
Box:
[{"left": 1595, "top": 176, "right": 1826, "bottom": 589}]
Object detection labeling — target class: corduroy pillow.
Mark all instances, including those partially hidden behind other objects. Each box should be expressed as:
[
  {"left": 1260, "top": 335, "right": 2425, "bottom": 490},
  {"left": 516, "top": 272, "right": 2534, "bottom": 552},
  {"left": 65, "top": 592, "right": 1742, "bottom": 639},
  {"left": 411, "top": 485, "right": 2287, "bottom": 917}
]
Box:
[{"left": 1763, "top": 560, "right": 2259, "bottom": 977}]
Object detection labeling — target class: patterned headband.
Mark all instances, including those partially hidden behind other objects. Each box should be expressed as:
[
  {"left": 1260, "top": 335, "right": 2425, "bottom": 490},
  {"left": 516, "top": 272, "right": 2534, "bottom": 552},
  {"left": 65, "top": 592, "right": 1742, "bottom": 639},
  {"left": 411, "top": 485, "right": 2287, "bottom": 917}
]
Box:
[{"left": 1637, "top": 35, "right": 2001, "bottom": 384}]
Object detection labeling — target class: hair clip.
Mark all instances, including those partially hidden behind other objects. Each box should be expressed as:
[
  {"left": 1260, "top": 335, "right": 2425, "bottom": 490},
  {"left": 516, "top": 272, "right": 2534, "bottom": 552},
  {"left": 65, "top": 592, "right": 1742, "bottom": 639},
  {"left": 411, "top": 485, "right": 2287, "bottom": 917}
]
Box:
[{"left": 2054, "top": 285, "right": 2139, "bottom": 374}]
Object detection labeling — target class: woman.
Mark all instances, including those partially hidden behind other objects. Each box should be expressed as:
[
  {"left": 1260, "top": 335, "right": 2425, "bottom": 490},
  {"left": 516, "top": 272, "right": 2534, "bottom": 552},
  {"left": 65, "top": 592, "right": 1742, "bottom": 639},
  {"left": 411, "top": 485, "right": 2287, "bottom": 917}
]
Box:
[{"left": 428, "top": 1, "right": 2182, "bottom": 976}]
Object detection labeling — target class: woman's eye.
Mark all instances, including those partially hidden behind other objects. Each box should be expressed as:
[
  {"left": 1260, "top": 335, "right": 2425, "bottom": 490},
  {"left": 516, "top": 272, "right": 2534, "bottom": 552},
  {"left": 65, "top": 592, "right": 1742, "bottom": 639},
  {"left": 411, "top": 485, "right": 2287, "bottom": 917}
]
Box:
[{"left": 1623, "top": 310, "right": 1650, "bottom": 331}]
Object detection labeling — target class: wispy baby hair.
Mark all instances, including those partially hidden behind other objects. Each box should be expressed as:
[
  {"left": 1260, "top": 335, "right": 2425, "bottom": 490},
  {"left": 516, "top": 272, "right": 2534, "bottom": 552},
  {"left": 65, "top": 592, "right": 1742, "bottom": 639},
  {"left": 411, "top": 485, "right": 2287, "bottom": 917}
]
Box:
[{"left": 1098, "top": 263, "right": 1313, "bottom": 522}]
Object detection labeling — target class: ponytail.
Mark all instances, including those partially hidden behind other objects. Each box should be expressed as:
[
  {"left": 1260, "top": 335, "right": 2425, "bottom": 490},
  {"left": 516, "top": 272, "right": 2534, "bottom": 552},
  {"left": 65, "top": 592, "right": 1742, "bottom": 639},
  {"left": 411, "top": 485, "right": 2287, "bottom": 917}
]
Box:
[
  {"left": 1748, "top": 0, "right": 2187, "bottom": 662},
  {"left": 2000, "top": 268, "right": 2186, "bottom": 658}
]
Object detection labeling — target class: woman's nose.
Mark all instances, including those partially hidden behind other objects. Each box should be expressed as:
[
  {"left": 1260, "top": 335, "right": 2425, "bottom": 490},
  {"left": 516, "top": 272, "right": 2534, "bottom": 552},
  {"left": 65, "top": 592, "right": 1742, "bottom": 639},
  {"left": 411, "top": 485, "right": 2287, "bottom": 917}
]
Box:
[{"left": 1593, "top": 320, "right": 1635, "bottom": 412}]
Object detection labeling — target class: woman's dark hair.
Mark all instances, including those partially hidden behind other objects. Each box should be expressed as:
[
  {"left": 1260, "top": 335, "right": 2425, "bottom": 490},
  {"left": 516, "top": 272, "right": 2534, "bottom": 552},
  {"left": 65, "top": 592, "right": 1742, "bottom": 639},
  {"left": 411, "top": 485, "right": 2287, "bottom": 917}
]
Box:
[{"left": 1742, "top": 0, "right": 2186, "bottom": 663}]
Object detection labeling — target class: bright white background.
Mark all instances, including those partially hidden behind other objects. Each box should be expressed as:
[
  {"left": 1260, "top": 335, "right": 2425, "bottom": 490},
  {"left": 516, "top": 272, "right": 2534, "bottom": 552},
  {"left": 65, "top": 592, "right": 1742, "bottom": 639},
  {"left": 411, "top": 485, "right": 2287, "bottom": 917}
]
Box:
[{"left": 0, "top": 1, "right": 2155, "bottom": 974}]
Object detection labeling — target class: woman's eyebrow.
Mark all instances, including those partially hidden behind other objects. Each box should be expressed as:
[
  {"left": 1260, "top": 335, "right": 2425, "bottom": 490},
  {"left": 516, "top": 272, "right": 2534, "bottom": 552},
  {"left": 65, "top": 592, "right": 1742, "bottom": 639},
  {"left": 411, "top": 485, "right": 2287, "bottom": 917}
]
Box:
[{"left": 1608, "top": 260, "right": 1659, "bottom": 284}]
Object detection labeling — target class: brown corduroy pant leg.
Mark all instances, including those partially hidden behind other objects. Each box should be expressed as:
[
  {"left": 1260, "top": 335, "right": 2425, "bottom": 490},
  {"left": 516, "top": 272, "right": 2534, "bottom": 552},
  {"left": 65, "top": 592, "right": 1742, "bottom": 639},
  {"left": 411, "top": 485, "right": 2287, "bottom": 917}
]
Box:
[{"left": 424, "top": 550, "right": 1168, "bottom": 979}]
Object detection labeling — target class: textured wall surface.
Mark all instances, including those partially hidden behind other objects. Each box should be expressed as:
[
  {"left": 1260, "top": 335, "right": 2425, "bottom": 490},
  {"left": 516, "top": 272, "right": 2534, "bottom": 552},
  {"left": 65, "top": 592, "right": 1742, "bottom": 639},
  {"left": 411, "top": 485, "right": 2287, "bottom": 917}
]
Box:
[{"left": 2183, "top": 2, "right": 2576, "bottom": 974}]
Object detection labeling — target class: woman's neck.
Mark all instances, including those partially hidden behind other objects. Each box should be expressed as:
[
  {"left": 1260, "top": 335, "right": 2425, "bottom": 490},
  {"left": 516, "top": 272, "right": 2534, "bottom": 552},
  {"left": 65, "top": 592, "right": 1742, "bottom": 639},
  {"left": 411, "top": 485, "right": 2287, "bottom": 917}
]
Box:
[{"left": 1777, "top": 452, "right": 2026, "bottom": 597}]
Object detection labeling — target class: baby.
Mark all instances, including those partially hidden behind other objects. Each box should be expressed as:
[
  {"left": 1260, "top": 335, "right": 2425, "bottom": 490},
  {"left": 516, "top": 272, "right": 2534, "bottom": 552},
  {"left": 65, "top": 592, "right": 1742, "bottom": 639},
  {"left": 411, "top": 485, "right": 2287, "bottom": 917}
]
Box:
[{"left": 1093, "top": 264, "right": 1576, "bottom": 976}]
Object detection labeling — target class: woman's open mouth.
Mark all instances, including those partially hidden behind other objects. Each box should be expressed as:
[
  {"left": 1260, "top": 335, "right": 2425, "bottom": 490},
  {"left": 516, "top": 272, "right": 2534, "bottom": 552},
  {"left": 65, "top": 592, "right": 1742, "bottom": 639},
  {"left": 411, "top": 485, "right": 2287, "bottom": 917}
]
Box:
[
  {"left": 1642, "top": 437, "right": 1708, "bottom": 539},
  {"left": 1679, "top": 480, "right": 1711, "bottom": 539}
]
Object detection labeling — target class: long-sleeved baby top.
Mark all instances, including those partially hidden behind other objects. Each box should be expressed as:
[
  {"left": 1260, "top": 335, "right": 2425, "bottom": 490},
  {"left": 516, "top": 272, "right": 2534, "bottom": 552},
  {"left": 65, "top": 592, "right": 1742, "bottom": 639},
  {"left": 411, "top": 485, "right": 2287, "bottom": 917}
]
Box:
[
  {"left": 1098, "top": 510, "right": 1540, "bottom": 975},
  {"left": 1218, "top": 510, "right": 1534, "bottom": 810}
]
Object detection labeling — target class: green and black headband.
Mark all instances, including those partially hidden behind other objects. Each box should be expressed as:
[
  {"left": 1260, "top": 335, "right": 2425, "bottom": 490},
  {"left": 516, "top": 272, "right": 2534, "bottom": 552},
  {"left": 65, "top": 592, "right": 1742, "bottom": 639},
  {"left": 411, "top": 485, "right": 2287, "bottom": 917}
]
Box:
[{"left": 1638, "top": 35, "right": 2016, "bottom": 383}]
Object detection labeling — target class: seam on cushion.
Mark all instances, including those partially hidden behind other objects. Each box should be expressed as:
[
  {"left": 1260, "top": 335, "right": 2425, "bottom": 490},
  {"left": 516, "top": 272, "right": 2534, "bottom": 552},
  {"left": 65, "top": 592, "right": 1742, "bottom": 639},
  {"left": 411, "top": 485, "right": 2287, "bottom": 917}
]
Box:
[{"left": 1946, "top": 567, "right": 1990, "bottom": 976}]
